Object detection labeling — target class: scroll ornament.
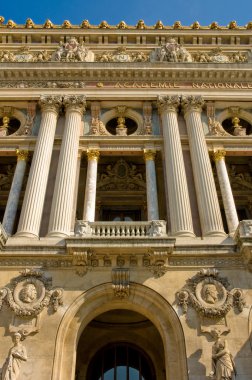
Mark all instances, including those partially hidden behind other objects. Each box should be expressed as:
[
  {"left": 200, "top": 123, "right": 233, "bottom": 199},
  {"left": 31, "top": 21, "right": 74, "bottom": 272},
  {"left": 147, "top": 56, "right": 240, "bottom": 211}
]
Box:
[
  {"left": 176, "top": 269, "right": 245, "bottom": 318},
  {"left": 0, "top": 269, "right": 63, "bottom": 317}
]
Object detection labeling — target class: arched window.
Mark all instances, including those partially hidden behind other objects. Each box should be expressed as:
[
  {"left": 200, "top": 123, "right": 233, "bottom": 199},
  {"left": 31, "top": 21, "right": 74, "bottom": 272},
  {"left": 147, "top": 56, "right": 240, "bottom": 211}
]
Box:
[{"left": 86, "top": 342, "right": 156, "bottom": 380}]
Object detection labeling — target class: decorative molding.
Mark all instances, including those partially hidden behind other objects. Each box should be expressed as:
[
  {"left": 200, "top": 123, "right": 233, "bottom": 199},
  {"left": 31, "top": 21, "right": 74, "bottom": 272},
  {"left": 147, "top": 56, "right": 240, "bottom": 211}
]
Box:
[
  {"left": 112, "top": 268, "right": 130, "bottom": 299},
  {"left": 0, "top": 222, "right": 8, "bottom": 250},
  {"left": 97, "top": 46, "right": 149, "bottom": 63},
  {"left": 181, "top": 95, "right": 205, "bottom": 113},
  {"left": 151, "top": 38, "right": 192, "bottom": 63},
  {"left": 52, "top": 37, "right": 94, "bottom": 62},
  {"left": 176, "top": 269, "right": 245, "bottom": 318},
  {"left": 157, "top": 95, "right": 180, "bottom": 113},
  {"left": 0, "top": 269, "right": 63, "bottom": 317}
]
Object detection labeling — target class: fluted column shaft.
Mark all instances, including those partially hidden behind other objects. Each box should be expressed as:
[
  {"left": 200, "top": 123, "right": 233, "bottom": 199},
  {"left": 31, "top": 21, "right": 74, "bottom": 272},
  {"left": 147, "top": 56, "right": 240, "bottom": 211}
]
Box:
[
  {"left": 48, "top": 95, "right": 86, "bottom": 237},
  {"left": 213, "top": 150, "right": 239, "bottom": 234},
  {"left": 3, "top": 150, "right": 29, "bottom": 235},
  {"left": 16, "top": 96, "right": 61, "bottom": 238},
  {"left": 157, "top": 96, "right": 194, "bottom": 236},
  {"left": 182, "top": 96, "right": 225, "bottom": 236},
  {"left": 83, "top": 150, "right": 100, "bottom": 222},
  {"left": 144, "top": 149, "right": 159, "bottom": 220}
]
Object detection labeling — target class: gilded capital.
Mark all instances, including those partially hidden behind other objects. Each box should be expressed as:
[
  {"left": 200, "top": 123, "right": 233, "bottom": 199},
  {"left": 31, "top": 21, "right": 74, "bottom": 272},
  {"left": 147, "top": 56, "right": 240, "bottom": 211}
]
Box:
[
  {"left": 63, "top": 95, "right": 86, "bottom": 115},
  {"left": 39, "top": 95, "right": 62, "bottom": 114},
  {"left": 212, "top": 150, "right": 226, "bottom": 163},
  {"left": 181, "top": 95, "right": 205, "bottom": 114},
  {"left": 143, "top": 149, "right": 156, "bottom": 161},
  {"left": 16, "top": 149, "right": 29, "bottom": 161},
  {"left": 86, "top": 149, "right": 100, "bottom": 161},
  {"left": 157, "top": 95, "right": 180, "bottom": 113}
]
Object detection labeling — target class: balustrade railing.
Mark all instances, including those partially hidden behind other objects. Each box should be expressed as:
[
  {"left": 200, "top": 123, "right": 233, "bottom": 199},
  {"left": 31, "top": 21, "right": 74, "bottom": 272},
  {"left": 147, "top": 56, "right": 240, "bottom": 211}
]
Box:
[{"left": 74, "top": 220, "right": 167, "bottom": 238}]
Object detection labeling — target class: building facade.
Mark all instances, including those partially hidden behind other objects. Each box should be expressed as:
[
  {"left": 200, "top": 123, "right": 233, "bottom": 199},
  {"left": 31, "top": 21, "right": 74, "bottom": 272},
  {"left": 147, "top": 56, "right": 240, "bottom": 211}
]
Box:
[{"left": 0, "top": 17, "right": 252, "bottom": 380}]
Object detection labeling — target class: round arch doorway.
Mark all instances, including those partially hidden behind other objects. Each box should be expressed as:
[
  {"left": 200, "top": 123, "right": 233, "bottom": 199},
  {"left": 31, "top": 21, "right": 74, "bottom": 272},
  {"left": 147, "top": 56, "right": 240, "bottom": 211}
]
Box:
[{"left": 75, "top": 309, "right": 164, "bottom": 380}]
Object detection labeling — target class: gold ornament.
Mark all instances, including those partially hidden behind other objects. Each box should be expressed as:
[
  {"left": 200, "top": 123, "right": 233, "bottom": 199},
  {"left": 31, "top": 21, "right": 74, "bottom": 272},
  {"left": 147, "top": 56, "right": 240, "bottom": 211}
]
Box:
[
  {"left": 143, "top": 149, "right": 156, "bottom": 161},
  {"left": 86, "top": 149, "right": 100, "bottom": 161},
  {"left": 212, "top": 150, "right": 226, "bottom": 163},
  {"left": 16, "top": 150, "right": 29, "bottom": 161}
]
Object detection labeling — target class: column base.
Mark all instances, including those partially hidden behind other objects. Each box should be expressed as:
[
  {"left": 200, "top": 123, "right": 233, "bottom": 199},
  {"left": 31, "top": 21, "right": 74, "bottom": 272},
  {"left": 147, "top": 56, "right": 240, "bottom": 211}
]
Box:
[
  {"left": 47, "top": 231, "right": 70, "bottom": 238},
  {"left": 172, "top": 230, "right": 196, "bottom": 237},
  {"left": 15, "top": 231, "right": 39, "bottom": 239},
  {"left": 203, "top": 230, "right": 227, "bottom": 237}
]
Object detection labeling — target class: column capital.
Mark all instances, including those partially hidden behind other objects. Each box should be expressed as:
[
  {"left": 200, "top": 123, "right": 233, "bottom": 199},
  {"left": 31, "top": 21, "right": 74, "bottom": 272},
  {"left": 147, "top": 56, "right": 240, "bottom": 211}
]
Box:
[
  {"left": 143, "top": 149, "right": 156, "bottom": 161},
  {"left": 16, "top": 149, "right": 29, "bottom": 161},
  {"left": 157, "top": 95, "right": 180, "bottom": 113},
  {"left": 63, "top": 95, "right": 86, "bottom": 115},
  {"left": 86, "top": 149, "right": 100, "bottom": 161},
  {"left": 212, "top": 149, "right": 226, "bottom": 163},
  {"left": 39, "top": 95, "right": 62, "bottom": 113},
  {"left": 181, "top": 95, "right": 205, "bottom": 114}
]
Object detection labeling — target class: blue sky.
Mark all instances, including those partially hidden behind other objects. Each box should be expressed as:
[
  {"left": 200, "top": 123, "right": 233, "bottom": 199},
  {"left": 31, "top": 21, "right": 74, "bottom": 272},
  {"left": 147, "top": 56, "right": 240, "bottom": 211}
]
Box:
[{"left": 0, "top": 0, "right": 251, "bottom": 26}]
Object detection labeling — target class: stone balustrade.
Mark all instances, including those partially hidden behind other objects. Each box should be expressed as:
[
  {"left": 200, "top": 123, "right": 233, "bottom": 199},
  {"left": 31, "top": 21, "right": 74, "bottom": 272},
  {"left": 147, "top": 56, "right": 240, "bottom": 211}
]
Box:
[{"left": 74, "top": 220, "right": 167, "bottom": 238}]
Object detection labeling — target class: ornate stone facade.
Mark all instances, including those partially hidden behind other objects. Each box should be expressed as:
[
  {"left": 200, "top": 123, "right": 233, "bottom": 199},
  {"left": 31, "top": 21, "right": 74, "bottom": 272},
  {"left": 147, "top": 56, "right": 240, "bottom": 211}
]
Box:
[{"left": 0, "top": 18, "right": 251, "bottom": 380}]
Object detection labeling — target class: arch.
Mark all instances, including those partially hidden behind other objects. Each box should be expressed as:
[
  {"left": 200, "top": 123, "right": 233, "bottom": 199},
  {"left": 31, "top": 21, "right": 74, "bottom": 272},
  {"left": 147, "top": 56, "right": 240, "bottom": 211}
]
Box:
[
  {"left": 101, "top": 108, "right": 144, "bottom": 135},
  {"left": 51, "top": 283, "right": 188, "bottom": 380}
]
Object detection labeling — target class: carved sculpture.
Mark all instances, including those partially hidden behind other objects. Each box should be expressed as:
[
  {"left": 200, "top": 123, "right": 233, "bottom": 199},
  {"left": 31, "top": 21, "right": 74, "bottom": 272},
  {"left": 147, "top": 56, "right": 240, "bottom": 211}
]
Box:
[
  {"left": 1, "top": 332, "right": 27, "bottom": 380},
  {"left": 210, "top": 21, "right": 220, "bottom": 30},
  {"left": 99, "top": 20, "right": 110, "bottom": 29},
  {"left": 117, "top": 21, "right": 128, "bottom": 29},
  {"left": 173, "top": 21, "right": 182, "bottom": 29},
  {"left": 6, "top": 20, "right": 16, "bottom": 28},
  {"left": 193, "top": 48, "right": 247, "bottom": 63},
  {"left": 154, "top": 20, "right": 164, "bottom": 29},
  {"left": 0, "top": 116, "right": 10, "bottom": 136},
  {"left": 52, "top": 38, "right": 94, "bottom": 62},
  {"left": 232, "top": 117, "right": 247, "bottom": 136},
  {"left": 208, "top": 117, "right": 230, "bottom": 137},
  {"left": 96, "top": 47, "right": 148, "bottom": 63},
  {"left": 43, "top": 19, "right": 53, "bottom": 28},
  {"left": 151, "top": 38, "right": 192, "bottom": 63},
  {"left": 176, "top": 269, "right": 245, "bottom": 318},
  {"left": 191, "top": 21, "right": 201, "bottom": 29},
  {"left": 0, "top": 269, "right": 63, "bottom": 317},
  {"left": 80, "top": 19, "right": 91, "bottom": 28},
  {"left": 0, "top": 16, "right": 4, "bottom": 25},
  {"left": 62, "top": 20, "right": 72, "bottom": 28},
  {"left": 136, "top": 19, "right": 146, "bottom": 29},
  {"left": 25, "top": 18, "right": 35, "bottom": 28},
  {"left": 112, "top": 268, "right": 130, "bottom": 299},
  {"left": 209, "top": 329, "right": 236, "bottom": 380}
]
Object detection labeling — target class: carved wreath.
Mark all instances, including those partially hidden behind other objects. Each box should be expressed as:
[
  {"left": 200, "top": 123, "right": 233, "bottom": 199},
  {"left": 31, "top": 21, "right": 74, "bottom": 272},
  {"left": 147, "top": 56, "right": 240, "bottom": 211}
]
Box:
[
  {"left": 176, "top": 269, "right": 245, "bottom": 318},
  {"left": 0, "top": 269, "right": 63, "bottom": 317}
]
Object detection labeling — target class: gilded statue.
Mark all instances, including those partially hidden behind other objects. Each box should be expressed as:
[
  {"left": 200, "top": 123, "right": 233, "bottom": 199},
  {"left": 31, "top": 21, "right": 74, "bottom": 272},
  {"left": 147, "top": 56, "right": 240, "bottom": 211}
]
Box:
[
  {"left": 173, "top": 21, "right": 182, "bottom": 29},
  {"left": 1, "top": 332, "right": 28, "bottom": 380},
  {"left": 210, "top": 21, "right": 219, "bottom": 30},
  {"left": 246, "top": 21, "right": 252, "bottom": 29},
  {"left": 25, "top": 18, "right": 35, "bottom": 28},
  {"left": 232, "top": 117, "right": 246, "bottom": 136},
  {"left": 228, "top": 20, "right": 238, "bottom": 29},
  {"left": 210, "top": 329, "right": 236, "bottom": 380},
  {"left": 6, "top": 20, "right": 16, "bottom": 28},
  {"left": 43, "top": 19, "right": 53, "bottom": 28},
  {"left": 117, "top": 21, "right": 127, "bottom": 29},
  {"left": 154, "top": 20, "right": 164, "bottom": 29},
  {"left": 191, "top": 21, "right": 200, "bottom": 29},
  {"left": 0, "top": 116, "right": 10, "bottom": 136},
  {"left": 99, "top": 20, "right": 110, "bottom": 29},
  {"left": 136, "top": 19, "right": 146, "bottom": 29},
  {"left": 80, "top": 19, "right": 91, "bottom": 28},
  {"left": 62, "top": 20, "right": 72, "bottom": 28},
  {"left": 0, "top": 16, "right": 4, "bottom": 25}
]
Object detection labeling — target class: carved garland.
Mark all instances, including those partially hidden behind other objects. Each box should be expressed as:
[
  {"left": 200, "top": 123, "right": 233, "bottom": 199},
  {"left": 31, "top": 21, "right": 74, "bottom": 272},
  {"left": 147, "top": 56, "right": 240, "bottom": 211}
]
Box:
[
  {"left": 176, "top": 269, "right": 245, "bottom": 318},
  {"left": 0, "top": 269, "right": 63, "bottom": 317}
]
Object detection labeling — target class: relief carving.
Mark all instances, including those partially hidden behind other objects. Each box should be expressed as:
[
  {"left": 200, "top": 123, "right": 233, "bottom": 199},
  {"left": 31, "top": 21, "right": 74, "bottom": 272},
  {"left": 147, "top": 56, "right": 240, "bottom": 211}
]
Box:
[
  {"left": 151, "top": 38, "right": 193, "bottom": 63},
  {"left": 97, "top": 47, "right": 149, "bottom": 63},
  {"left": 52, "top": 37, "right": 94, "bottom": 62},
  {"left": 209, "top": 329, "right": 236, "bottom": 380},
  {"left": 112, "top": 268, "right": 130, "bottom": 299},
  {"left": 1, "top": 332, "right": 27, "bottom": 380},
  {"left": 194, "top": 48, "right": 247, "bottom": 63},
  {"left": 0, "top": 269, "right": 63, "bottom": 317},
  {"left": 208, "top": 117, "right": 231, "bottom": 137},
  {"left": 177, "top": 269, "right": 245, "bottom": 318}
]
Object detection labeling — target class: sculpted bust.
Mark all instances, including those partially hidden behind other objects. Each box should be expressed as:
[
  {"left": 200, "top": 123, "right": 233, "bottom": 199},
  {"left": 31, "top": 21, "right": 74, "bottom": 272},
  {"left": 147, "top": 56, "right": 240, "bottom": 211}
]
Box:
[
  {"left": 20, "top": 283, "right": 37, "bottom": 303},
  {"left": 203, "top": 283, "right": 218, "bottom": 304}
]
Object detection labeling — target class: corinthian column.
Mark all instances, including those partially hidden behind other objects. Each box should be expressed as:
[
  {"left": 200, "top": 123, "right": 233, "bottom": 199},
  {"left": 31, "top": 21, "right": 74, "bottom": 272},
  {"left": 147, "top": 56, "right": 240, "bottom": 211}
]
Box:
[
  {"left": 48, "top": 95, "right": 86, "bottom": 237},
  {"left": 143, "top": 149, "right": 159, "bottom": 220},
  {"left": 83, "top": 149, "right": 100, "bottom": 222},
  {"left": 181, "top": 96, "right": 225, "bottom": 236},
  {"left": 3, "top": 150, "right": 29, "bottom": 235},
  {"left": 16, "top": 95, "right": 62, "bottom": 238},
  {"left": 157, "top": 95, "right": 195, "bottom": 236},
  {"left": 212, "top": 150, "right": 239, "bottom": 234}
]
